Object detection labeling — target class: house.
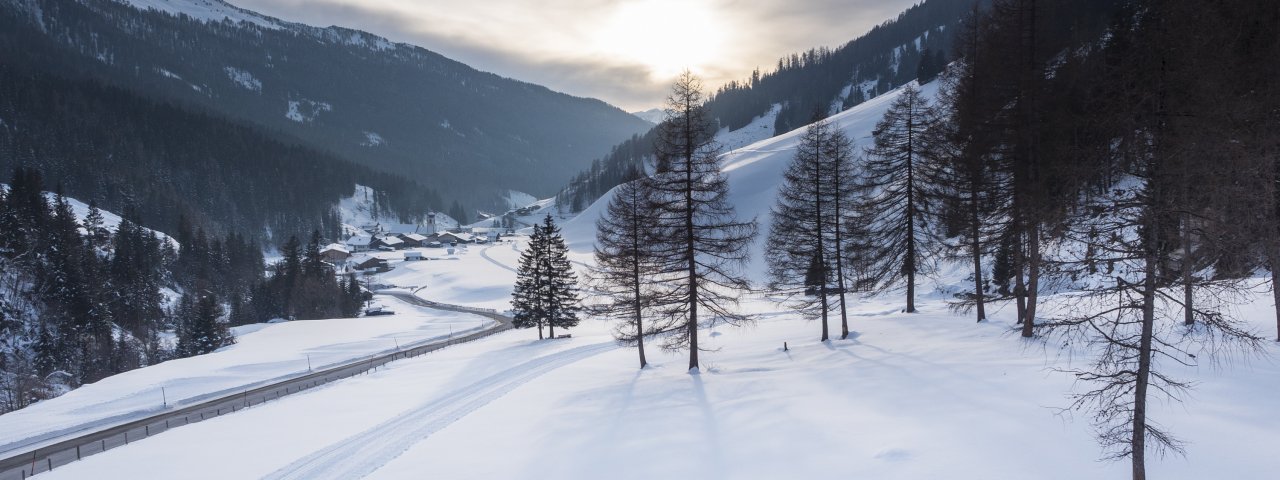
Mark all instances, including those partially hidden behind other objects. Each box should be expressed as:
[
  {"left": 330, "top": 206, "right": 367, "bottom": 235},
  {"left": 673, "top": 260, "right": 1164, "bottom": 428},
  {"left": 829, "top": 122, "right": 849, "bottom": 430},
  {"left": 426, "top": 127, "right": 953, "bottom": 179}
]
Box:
[
  {"left": 345, "top": 233, "right": 373, "bottom": 252},
  {"left": 372, "top": 235, "right": 404, "bottom": 250},
  {"left": 398, "top": 233, "right": 429, "bottom": 248},
  {"left": 351, "top": 255, "right": 390, "bottom": 272},
  {"left": 472, "top": 228, "right": 501, "bottom": 243},
  {"left": 320, "top": 243, "right": 351, "bottom": 263},
  {"left": 436, "top": 231, "right": 474, "bottom": 245},
  {"left": 404, "top": 251, "right": 424, "bottom": 261}
]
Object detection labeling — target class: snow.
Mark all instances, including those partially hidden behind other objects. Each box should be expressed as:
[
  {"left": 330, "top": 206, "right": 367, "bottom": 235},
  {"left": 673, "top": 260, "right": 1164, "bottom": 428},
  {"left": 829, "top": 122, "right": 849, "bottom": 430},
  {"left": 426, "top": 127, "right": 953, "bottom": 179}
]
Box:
[
  {"left": 0, "top": 295, "right": 489, "bottom": 456},
  {"left": 114, "top": 0, "right": 283, "bottom": 30},
  {"left": 714, "top": 102, "right": 780, "bottom": 152},
  {"left": 285, "top": 99, "right": 332, "bottom": 123},
  {"left": 505, "top": 190, "right": 538, "bottom": 210},
  {"left": 630, "top": 107, "right": 665, "bottom": 125},
  {"left": 360, "top": 131, "right": 386, "bottom": 147},
  {"left": 155, "top": 67, "right": 181, "bottom": 80},
  {"left": 0, "top": 185, "right": 179, "bottom": 249},
  {"left": 223, "top": 66, "right": 262, "bottom": 92},
  {"left": 12, "top": 78, "right": 1280, "bottom": 479}
]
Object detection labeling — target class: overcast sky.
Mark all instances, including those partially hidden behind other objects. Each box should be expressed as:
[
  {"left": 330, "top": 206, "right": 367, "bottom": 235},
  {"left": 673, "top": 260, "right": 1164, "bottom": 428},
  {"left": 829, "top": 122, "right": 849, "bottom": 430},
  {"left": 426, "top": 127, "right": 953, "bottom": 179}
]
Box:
[{"left": 234, "top": 0, "right": 919, "bottom": 111}]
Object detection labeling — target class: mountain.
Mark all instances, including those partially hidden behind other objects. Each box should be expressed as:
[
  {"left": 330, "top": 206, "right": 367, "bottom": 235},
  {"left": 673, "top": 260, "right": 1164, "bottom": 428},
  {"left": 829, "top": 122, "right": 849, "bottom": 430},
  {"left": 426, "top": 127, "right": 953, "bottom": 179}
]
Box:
[
  {"left": 630, "top": 108, "right": 665, "bottom": 125},
  {"left": 0, "top": 0, "right": 652, "bottom": 212},
  {"left": 556, "top": 0, "right": 977, "bottom": 211},
  {"left": 0, "top": 36, "right": 433, "bottom": 242}
]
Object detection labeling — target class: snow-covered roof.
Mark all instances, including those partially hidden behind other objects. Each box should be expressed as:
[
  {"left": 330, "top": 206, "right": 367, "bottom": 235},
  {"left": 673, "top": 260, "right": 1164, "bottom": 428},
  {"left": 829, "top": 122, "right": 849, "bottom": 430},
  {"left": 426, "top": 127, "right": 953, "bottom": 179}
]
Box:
[
  {"left": 321, "top": 243, "right": 349, "bottom": 253},
  {"left": 401, "top": 233, "right": 428, "bottom": 242},
  {"left": 439, "top": 232, "right": 474, "bottom": 242},
  {"left": 377, "top": 236, "right": 404, "bottom": 246},
  {"left": 345, "top": 235, "right": 372, "bottom": 246},
  {"left": 382, "top": 223, "right": 424, "bottom": 234}
]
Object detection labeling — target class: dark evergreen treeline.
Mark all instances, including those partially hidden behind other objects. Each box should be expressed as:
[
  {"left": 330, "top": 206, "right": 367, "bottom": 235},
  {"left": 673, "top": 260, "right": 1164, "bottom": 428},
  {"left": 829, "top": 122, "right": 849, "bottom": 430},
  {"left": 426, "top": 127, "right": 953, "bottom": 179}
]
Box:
[
  {"left": 0, "top": 56, "right": 437, "bottom": 245},
  {"left": 556, "top": 0, "right": 975, "bottom": 214},
  {"left": 1, "top": 168, "right": 177, "bottom": 411},
  {"left": 246, "top": 231, "right": 368, "bottom": 325},
  {"left": 0, "top": 167, "right": 371, "bottom": 413},
  {"left": 0, "top": 0, "right": 650, "bottom": 213}
]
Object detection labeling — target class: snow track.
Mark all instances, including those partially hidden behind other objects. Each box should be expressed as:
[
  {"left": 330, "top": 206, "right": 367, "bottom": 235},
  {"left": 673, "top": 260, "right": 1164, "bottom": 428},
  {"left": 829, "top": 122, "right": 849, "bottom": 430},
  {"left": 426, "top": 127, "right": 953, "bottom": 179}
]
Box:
[
  {"left": 263, "top": 341, "right": 617, "bottom": 480},
  {"left": 479, "top": 244, "right": 518, "bottom": 273}
]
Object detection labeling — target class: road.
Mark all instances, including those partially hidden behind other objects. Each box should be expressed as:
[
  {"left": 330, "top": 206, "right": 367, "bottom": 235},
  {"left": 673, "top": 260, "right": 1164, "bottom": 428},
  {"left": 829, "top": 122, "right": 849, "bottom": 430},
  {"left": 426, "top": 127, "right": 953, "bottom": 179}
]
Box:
[{"left": 0, "top": 293, "right": 511, "bottom": 480}]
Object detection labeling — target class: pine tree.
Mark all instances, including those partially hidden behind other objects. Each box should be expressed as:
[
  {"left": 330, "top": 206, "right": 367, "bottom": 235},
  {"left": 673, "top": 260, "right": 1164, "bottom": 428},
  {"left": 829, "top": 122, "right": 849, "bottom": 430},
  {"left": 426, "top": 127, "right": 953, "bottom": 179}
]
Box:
[
  {"left": 177, "top": 294, "right": 233, "bottom": 357},
  {"left": 512, "top": 215, "right": 581, "bottom": 339},
  {"left": 766, "top": 119, "right": 850, "bottom": 341},
  {"left": 935, "top": 8, "right": 1002, "bottom": 322},
  {"left": 589, "top": 170, "right": 658, "bottom": 367},
  {"left": 855, "top": 84, "right": 941, "bottom": 313},
  {"left": 82, "top": 200, "right": 107, "bottom": 251},
  {"left": 646, "top": 71, "right": 757, "bottom": 371}
]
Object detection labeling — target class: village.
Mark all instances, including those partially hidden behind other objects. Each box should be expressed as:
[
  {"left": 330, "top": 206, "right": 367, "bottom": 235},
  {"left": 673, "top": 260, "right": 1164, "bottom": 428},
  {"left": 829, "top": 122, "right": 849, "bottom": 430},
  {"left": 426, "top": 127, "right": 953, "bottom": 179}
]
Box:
[{"left": 320, "top": 212, "right": 510, "bottom": 291}]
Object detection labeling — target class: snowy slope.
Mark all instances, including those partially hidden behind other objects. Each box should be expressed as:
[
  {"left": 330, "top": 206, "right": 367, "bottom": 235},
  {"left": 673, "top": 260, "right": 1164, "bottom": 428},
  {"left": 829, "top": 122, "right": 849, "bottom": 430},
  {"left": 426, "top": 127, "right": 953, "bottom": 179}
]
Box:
[
  {"left": 16, "top": 77, "right": 1280, "bottom": 479},
  {"left": 564, "top": 80, "right": 939, "bottom": 280},
  {"left": 114, "top": 0, "right": 284, "bottom": 30},
  {"left": 0, "top": 184, "right": 178, "bottom": 248},
  {"left": 631, "top": 108, "right": 664, "bottom": 125},
  {"left": 0, "top": 296, "right": 487, "bottom": 456}
]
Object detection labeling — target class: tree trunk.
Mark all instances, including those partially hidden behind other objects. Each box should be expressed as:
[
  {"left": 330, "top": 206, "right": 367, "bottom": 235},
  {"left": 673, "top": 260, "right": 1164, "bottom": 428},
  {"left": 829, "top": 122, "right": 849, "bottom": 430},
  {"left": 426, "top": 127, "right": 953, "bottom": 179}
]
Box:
[
  {"left": 1021, "top": 226, "right": 1039, "bottom": 338},
  {"left": 1132, "top": 245, "right": 1158, "bottom": 480},
  {"left": 969, "top": 176, "right": 986, "bottom": 322},
  {"left": 1182, "top": 214, "right": 1195, "bottom": 326},
  {"left": 685, "top": 110, "right": 700, "bottom": 372},
  {"left": 905, "top": 111, "right": 917, "bottom": 313},
  {"left": 1270, "top": 244, "right": 1280, "bottom": 342},
  {"left": 1014, "top": 242, "right": 1027, "bottom": 325},
  {"left": 816, "top": 142, "right": 829, "bottom": 341},
  {"left": 632, "top": 220, "right": 648, "bottom": 368}
]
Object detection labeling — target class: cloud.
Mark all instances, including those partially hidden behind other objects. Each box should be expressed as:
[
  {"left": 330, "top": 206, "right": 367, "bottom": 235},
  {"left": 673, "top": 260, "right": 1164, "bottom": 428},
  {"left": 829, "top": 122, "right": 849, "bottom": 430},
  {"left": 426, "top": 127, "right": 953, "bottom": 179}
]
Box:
[{"left": 233, "top": 0, "right": 920, "bottom": 111}]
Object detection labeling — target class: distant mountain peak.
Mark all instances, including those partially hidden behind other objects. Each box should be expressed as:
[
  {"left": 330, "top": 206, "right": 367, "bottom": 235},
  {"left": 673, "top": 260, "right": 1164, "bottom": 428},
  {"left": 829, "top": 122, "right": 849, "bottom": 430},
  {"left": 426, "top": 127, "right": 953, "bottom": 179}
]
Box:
[{"left": 630, "top": 108, "right": 665, "bottom": 125}]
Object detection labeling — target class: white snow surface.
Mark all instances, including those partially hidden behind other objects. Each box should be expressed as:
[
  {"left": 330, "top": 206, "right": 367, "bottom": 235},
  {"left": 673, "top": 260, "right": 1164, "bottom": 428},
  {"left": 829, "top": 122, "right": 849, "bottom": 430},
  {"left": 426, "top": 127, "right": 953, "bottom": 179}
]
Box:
[
  {"left": 224, "top": 66, "right": 262, "bottom": 92},
  {"left": 115, "top": 0, "right": 283, "bottom": 29},
  {"left": 285, "top": 99, "right": 331, "bottom": 123},
  {"left": 714, "top": 102, "right": 780, "bottom": 153},
  {"left": 630, "top": 107, "right": 664, "bottom": 125},
  {"left": 16, "top": 79, "right": 1280, "bottom": 479},
  {"left": 505, "top": 190, "right": 538, "bottom": 210},
  {"left": 0, "top": 296, "right": 488, "bottom": 456},
  {"left": 361, "top": 131, "right": 386, "bottom": 147}
]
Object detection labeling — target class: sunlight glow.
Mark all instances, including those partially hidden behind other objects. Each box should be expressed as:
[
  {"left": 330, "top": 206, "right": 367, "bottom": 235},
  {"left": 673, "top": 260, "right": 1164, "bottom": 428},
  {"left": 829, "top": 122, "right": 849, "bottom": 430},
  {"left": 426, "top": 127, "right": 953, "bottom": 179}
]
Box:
[{"left": 592, "top": 0, "right": 727, "bottom": 81}]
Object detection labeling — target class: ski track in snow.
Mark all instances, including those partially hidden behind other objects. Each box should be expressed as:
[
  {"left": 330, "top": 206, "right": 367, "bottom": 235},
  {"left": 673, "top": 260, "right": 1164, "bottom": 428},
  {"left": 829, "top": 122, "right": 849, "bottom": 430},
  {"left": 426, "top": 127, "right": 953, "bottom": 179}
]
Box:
[
  {"left": 478, "top": 245, "right": 517, "bottom": 273},
  {"left": 263, "top": 341, "right": 617, "bottom": 480}
]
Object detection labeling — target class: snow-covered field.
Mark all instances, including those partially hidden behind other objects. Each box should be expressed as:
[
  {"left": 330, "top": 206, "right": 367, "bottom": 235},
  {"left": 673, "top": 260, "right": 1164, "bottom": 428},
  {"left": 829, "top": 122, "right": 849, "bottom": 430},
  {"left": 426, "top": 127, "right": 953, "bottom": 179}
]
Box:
[
  {"left": 0, "top": 296, "right": 488, "bottom": 456},
  {"left": 13, "top": 80, "right": 1280, "bottom": 479}
]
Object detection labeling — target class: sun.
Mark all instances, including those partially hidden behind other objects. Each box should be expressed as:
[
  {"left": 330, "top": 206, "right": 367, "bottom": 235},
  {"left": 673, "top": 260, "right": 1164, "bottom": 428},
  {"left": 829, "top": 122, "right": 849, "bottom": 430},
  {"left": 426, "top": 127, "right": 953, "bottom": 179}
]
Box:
[{"left": 593, "top": 0, "right": 726, "bottom": 80}]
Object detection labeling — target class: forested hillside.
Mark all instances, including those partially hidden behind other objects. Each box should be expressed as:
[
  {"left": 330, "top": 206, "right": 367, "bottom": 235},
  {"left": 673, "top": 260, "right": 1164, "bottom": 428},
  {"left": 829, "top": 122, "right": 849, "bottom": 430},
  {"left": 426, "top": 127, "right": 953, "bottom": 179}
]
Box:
[
  {"left": 0, "top": 7, "right": 438, "bottom": 242},
  {"left": 0, "top": 0, "right": 651, "bottom": 213}
]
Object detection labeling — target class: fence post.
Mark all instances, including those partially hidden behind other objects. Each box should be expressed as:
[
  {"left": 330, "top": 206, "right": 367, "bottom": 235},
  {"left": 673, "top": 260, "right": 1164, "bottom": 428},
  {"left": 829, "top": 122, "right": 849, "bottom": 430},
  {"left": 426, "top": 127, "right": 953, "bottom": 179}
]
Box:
[
  {"left": 145, "top": 425, "right": 150, "bottom": 436},
  {"left": 77, "top": 445, "right": 81, "bottom": 460},
  {"left": 124, "top": 431, "right": 129, "bottom": 444},
  {"left": 46, "top": 458, "right": 51, "bottom": 471}
]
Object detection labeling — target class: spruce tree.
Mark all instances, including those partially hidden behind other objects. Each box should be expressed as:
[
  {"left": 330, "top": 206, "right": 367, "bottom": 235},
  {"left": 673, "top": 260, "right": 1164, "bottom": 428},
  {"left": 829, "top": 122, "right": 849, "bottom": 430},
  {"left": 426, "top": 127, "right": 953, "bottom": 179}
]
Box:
[
  {"left": 177, "top": 294, "right": 233, "bottom": 357},
  {"left": 512, "top": 215, "right": 581, "bottom": 339},
  {"left": 646, "top": 71, "right": 757, "bottom": 371}
]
